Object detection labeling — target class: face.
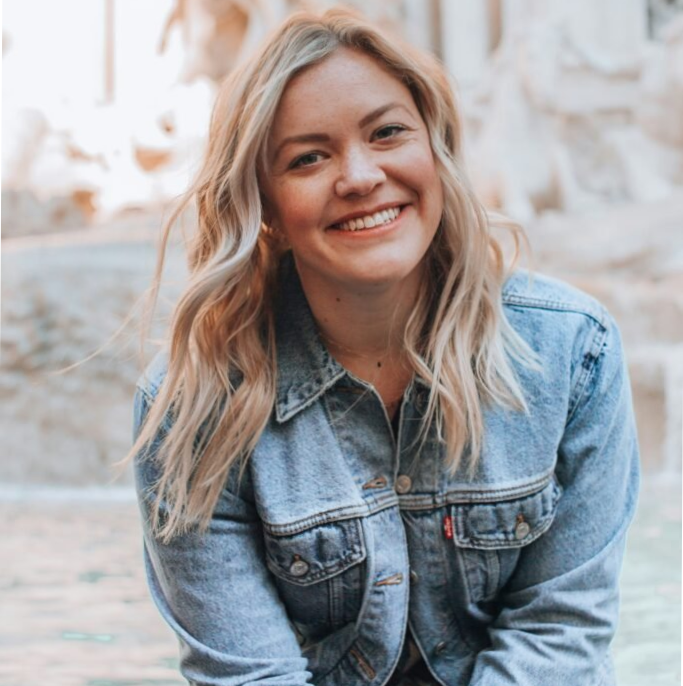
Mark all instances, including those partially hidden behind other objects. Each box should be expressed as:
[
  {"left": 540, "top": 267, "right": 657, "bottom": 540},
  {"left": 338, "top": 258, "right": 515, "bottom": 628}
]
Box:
[{"left": 261, "top": 48, "right": 443, "bottom": 296}]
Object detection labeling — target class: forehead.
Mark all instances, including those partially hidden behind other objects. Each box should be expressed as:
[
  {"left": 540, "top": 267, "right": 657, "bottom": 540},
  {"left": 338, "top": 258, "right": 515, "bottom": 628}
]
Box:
[{"left": 270, "top": 48, "right": 417, "bottom": 137}]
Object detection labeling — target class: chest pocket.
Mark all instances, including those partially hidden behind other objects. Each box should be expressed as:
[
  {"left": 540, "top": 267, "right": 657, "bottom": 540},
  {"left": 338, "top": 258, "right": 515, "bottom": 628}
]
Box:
[
  {"left": 449, "top": 477, "right": 562, "bottom": 604},
  {"left": 263, "top": 517, "right": 367, "bottom": 641}
]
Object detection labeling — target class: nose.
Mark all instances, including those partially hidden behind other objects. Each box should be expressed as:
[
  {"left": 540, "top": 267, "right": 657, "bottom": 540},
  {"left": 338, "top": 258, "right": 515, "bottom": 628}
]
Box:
[{"left": 334, "top": 147, "right": 386, "bottom": 197}]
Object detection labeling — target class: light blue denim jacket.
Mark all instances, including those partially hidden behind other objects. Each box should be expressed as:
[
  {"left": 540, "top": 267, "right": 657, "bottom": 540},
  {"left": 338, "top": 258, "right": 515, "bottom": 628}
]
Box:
[{"left": 133, "top": 255, "right": 640, "bottom": 686}]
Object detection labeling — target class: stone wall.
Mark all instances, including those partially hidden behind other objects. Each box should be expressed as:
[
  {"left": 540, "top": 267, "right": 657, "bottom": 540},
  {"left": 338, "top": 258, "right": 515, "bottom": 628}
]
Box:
[
  {"left": 0, "top": 224, "right": 185, "bottom": 487},
  {"left": 3, "top": 1, "right": 682, "bottom": 231}
]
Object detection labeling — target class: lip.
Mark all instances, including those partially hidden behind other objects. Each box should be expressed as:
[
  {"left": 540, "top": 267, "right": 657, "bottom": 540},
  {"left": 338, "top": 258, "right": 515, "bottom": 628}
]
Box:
[
  {"left": 327, "top": 202, "right": 409, "bottom": 229},
  {"left": 326, "top": 204, "right": 409, "bottom": 238}
]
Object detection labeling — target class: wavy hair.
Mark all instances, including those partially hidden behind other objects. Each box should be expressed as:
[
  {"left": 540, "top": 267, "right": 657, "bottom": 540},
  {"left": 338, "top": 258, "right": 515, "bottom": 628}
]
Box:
[{"left": 126, "top": 8, "right": 538, "bottom": 542}]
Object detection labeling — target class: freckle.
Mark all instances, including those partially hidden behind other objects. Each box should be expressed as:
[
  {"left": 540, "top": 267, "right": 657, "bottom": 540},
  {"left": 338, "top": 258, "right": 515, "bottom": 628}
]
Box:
[
  {"left": 335, "top": 297, "right": 341, "bottom": 303},
  {"left": 377, "top": 361, "right": 382, "bottom": 368}
]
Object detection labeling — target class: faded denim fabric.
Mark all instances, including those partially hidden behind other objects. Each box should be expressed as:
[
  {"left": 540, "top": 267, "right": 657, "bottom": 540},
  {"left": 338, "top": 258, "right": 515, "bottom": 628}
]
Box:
[{"left": 133, "top": 255, "right": 640, "bottom": 686}]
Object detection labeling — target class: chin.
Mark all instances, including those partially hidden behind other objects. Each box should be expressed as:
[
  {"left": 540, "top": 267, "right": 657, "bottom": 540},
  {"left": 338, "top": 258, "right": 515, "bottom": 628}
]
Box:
[{"left": 340, "top": 261, "right": 421, "bottom": 290}]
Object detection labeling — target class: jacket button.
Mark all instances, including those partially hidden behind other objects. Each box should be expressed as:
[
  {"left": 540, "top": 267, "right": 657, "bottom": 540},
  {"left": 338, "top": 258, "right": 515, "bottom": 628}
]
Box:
[
  {"left": 289, "top": 556, "right": 310, "bottom": 577},
  {"left": 434, "top": 641, "right": 447, "bottom": 655},
  {"left": 410, "top": 569, "right": 419, "bottom": 584},
  {"left": 395, "top": 475, "right": 412, "bottom": 494},
  {"left": 514, "top": 518, "right": 531, "bottom": 540}
]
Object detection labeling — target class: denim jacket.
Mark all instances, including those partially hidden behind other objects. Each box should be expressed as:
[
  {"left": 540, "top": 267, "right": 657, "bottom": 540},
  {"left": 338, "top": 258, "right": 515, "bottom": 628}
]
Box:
[{"left": 133, "top": 256, "right": 640, "bottom": 686}]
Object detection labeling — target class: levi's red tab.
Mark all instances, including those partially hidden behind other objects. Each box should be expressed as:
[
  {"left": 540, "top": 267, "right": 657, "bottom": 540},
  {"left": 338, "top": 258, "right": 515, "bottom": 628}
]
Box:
[{"left": 443, "top": 514, "right": 454, "bottom": 540}]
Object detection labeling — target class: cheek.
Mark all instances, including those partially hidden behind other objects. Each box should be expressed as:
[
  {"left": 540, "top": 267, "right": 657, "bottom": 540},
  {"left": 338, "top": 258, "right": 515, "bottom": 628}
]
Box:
[
  {"left": 401, "top": 145, "right": 440, "bottom": 193},
  {"left": 412, "top": 153, "right": 443, "bottom": 219},
  {"left": 272, "top": 184, "right": 323, "bottom": 231}
]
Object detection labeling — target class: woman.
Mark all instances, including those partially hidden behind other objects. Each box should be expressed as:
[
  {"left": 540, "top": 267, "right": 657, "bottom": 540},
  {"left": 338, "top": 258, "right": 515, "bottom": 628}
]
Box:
[{"left": 130, "top": 9, "right": 639, "bottom": 686}]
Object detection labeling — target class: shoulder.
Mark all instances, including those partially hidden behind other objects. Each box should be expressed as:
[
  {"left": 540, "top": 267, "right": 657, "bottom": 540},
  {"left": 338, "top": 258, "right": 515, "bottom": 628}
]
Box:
[
  {"left": 502, "top": 270, "right": 609, "bottom": 328},
  {"left": 501, "top": 270, "right": 616, "bottom": 355},
  {"left": 501, "top": 271, "right": 625, "bottom": 421},
  {"left": 135, "top": 348, "right": 170, "bottom": 402},
  {"left": 132, "top": 349, "right": 172, "bottom": 446}
]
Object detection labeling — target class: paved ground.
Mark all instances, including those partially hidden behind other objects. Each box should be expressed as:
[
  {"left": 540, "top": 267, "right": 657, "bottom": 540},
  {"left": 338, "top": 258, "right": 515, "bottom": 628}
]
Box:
[{"left": 1, "top": 475, "right": 680, "bottom": 686}]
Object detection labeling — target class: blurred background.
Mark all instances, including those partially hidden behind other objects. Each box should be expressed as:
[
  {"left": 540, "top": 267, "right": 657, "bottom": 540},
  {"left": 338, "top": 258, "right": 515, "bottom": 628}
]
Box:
[{"left": 1, "top": 1, "right": 682, "bottom": 685}]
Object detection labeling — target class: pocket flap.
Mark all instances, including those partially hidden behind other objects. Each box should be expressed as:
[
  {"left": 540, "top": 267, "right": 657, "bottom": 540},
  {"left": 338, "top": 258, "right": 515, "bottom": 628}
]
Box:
[
  {"left": 264, "top": 518, "right": 366, "bottom": 586},
  {"left": 452, "top": 478, "right": 562, "bottom": 549}
]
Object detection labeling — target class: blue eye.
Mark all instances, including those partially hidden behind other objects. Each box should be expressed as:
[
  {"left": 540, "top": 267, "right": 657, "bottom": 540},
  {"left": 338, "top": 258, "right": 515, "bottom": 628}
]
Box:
[
  {"left": 374, "top": 124, "right": 405, "bottom": 140},
  {"left": 290, "top": 152, "right": 323, "bottom": 169}
]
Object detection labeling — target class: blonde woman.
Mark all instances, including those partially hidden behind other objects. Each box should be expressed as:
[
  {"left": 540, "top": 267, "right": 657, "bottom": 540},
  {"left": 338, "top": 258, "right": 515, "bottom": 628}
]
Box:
[{"left": 130, "top": 9, "right": 639, "bottom": 686}]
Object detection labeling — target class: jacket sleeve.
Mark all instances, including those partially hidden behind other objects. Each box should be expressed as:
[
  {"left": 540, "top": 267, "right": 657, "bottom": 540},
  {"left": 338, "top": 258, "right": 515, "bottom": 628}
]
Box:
[
  {"left": 132, "top": 387, "right": 313, "bottom": 686},
  {"left": 468, "top": 313, "right": 640, "bottom": 686}
]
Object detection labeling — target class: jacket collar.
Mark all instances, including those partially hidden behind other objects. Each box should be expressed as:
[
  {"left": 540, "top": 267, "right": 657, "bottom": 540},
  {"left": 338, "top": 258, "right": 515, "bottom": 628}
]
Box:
[{"left": 274, "top": 253, "right": 346, "bottom": 423}]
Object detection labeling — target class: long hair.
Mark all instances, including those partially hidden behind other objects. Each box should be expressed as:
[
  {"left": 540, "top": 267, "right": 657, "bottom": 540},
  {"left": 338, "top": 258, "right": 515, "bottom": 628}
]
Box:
[{"left": 127, "top": 8, "right": 538, "bottom": 542}]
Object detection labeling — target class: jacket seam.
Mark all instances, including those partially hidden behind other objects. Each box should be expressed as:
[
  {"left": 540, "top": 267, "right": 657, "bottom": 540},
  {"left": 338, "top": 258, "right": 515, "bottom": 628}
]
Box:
[
  {"left": 261, "top": 499, "right": 398, "bottom": 536},
  {"left": 275, "top": 369, "right": 347, "bottom": 423},
  {"left": 566, "top": 320, "right": 609, "bottom": 425},
  {"left": 399, "top": 470, "right": 555, "bottom": 511},
  {"left": 503, "top": 294, "right": 608, "bottom": 328}
]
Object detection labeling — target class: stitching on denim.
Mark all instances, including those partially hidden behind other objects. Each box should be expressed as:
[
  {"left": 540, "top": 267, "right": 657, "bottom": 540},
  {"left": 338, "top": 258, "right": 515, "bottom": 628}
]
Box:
[
  {"left": 486, "top": 548, "right": 501, "bottom": 599},
  {"left": 441, "top": 507, "right": 481, "bottom": 654},
  {"left": 275, "top": 369, "right": 346, "bottom": 422},
  {"left": 502, "top": 293, "right": 608, "bottom": 328},
  {"left": 566, "top": 319, "right": 609, "bottom": 425},
  {"left": 263, "top": 504, "right": 369, "bottom": 535},
  {"left": 453, "top": 512, "right": 556, "bottom": 550},
  {"left": 328, "top": 572, "right": 343, "bottom": 629},
  {"left": 398, "top": 470, "right": 554, "bottom": 511}
]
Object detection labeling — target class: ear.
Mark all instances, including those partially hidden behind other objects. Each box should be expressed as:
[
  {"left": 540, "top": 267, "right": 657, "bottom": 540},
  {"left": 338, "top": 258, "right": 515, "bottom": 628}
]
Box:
[
  {"left": 261, "top": 209, "right": 278, "bottom": 231},
  {"left": 259, "top": 189, "right": 275, "bottom": 228},
  {"left": 260, "top": 204, "right": 286, "bottom": 244}
]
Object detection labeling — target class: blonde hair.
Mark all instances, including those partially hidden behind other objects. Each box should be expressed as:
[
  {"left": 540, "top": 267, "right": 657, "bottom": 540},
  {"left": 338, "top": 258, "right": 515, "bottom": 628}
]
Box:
[{"left": 127, "top": 8, "right": 538, "bottom": 542}]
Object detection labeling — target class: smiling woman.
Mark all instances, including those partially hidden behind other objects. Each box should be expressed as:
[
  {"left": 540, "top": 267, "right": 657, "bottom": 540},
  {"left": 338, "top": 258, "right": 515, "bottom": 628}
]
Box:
[
  {"left": 125, "top": 8, "right": 639, "bottom": 686},
  {"left": 262, "top": 49, "right": 443, "bottom": 291}
]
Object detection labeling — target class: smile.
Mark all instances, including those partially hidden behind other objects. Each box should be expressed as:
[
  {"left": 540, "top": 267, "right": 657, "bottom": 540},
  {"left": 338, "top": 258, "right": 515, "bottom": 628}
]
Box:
[{"left": 330, "top": 205, "right": 405, "bottom": 232}]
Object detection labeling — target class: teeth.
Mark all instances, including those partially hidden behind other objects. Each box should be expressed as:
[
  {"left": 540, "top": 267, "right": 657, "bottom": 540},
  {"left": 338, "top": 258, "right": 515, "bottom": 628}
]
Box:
[{"left": 335, "top": 206, "right": 401, "bottom": 231}]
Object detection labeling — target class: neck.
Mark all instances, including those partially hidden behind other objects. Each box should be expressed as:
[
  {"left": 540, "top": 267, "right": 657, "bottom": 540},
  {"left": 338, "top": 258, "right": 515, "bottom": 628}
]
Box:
[
  {"left": 294, "top": 261, "right": 423, "bottom": 406},
  {"left": 300, "top": 271, "right": 420, "bottom": 357}
]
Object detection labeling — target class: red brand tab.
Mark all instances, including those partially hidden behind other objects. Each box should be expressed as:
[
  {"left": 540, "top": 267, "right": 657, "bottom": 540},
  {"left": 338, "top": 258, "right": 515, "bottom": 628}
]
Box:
[{"left": 443, "top": 514, "right": 454, "bottom": 540}]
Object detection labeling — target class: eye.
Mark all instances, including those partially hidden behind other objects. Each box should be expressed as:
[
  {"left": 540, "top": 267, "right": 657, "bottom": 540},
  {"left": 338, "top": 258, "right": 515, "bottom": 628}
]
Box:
[
  {"left": 290, "top": 152, "right": 324, "bottom": 169},
  {"left": 373, "top": 124, "right": 406, "bottom": 140}
]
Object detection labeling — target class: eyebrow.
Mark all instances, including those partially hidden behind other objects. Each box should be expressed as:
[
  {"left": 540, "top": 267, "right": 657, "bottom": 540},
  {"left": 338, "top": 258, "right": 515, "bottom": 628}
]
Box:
[{"left": 272, "top": 102, "right": 410, "bottom": 162}]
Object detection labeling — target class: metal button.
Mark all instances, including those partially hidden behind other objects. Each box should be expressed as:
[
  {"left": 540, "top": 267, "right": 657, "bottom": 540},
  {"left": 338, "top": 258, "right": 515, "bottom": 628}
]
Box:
[
  {"left": 289, "top": 556, "right": 310, "bottom": 577},
  {"left": 434, "top": 641, "right": 447, "bottom": 655},
  {"left": 395, "top": 475, "right": 412, "bottom": 494},
  {"left": 409, "top": 569, "right": 419, "bottom": 584},
  {"left": 514, "top": 518, "right": 531, "bottom": 540}
]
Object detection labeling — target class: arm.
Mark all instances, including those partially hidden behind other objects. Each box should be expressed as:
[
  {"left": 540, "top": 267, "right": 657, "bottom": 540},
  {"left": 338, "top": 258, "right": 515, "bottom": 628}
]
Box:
[
  {"left": 468, "top": 314, "right": 640, "bottom": 686},
  {"left": 133, "top": 388, "right": 313, "bottom": 686}
]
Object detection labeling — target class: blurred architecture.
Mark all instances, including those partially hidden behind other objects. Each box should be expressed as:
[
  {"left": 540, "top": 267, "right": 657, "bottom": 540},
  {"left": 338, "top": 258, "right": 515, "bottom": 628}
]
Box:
[
  {"left": 1, "top": 0, "right": 682, "bottom": 484},
  {"left": 4, "top": 0, "right": 683, "bottom": 233}
]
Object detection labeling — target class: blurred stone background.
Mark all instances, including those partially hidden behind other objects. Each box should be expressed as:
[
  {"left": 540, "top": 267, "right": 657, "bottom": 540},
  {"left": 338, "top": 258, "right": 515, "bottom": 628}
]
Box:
[{"left": 1, "top": 1, "right": 681, "bottom": 685}]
